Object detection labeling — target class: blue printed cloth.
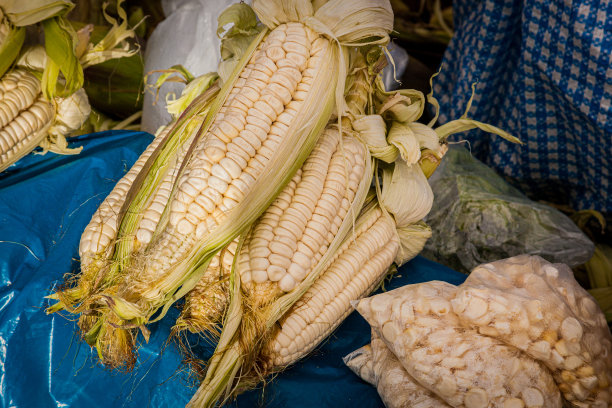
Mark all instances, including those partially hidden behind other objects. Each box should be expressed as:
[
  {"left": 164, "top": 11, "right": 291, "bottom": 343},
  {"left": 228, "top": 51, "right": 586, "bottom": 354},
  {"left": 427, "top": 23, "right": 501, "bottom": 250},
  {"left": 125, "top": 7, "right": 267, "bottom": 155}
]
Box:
[
  {"left": 433, "top": 0, "right": 612, "bottom": 213},
  {"left": 0, "top": 131, "right": 466, "bottom": 408}
]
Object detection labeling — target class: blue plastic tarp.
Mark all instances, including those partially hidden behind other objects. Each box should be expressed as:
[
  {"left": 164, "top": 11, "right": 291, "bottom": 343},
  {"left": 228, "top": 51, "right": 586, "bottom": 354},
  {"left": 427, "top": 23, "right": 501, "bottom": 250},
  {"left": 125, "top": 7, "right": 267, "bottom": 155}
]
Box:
[{"left": 0, "top": 130, "right": 466, "bottom": 408}]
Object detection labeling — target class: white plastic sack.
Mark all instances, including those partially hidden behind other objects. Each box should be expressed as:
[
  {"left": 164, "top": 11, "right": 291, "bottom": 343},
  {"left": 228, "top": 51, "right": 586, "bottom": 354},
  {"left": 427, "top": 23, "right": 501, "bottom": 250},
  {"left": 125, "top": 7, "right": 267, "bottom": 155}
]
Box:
[{"left": 142, "top": 0, "right": 237, "bottom": 133}]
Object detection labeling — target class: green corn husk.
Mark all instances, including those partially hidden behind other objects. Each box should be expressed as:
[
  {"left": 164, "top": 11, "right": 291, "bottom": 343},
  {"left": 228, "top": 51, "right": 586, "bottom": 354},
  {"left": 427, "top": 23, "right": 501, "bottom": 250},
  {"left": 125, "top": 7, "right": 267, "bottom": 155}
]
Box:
[
  {"left": 68, "top": 0, "right": 163, "bottom": 40},
  {"left": 0, "top": 13, "right": 25, "bottom": 77},
  {"left": 41, "top": 15, "right": 83, "bottom": 99},
  {"left": 589, "top": 287, "right": 612, "bottom": 323},
  {"left": 585, "top": 244, "right": 612, "bottom": 289},
  {"left": 216, "top": 3, "right": 263, "bottom": 84},
  {"left": 68, "top": 15, "right": 143, "bottom": 119},
  {"left": 165, "top": 72, "right": 219, "bottom": 119},
  {"left": 82, "top": 54, "right": 143, "bottom": 119},
  {"left": 0, "top": 0, "right": 73, "bottom": 27}
]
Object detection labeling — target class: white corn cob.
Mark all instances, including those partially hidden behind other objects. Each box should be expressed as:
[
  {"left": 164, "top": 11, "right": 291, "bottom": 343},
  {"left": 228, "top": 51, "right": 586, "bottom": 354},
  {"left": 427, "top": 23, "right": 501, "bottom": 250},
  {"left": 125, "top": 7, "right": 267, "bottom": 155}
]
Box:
[
  {"left": 237, "top": 126, "right": 367, "bottom": 299},
  {"left": 132, "top": 22, "right": 332, "bottom": 287},
  {"left": 260, "top": 203, "right": 398, "bottom": 368},
  {"left": 355, "top": 281, "right": 562, "bottom": 408},
  {"left": 78, "top": 126, "right": 172, "bottom": 270},
  {"left": 188, "top": 125, "right": 371, "bottom": 408},
  {"left": 132, "top": 129, "right": 197, "bottom": 249},
  {"left": 0, "top": 70, "right": 40, "bottom": 127},
  {"left": 0, "top": 69, "right": 55, "bottom": 171},
  {"left": 453, "top": 255, "right": 612, "bottom": 407}
]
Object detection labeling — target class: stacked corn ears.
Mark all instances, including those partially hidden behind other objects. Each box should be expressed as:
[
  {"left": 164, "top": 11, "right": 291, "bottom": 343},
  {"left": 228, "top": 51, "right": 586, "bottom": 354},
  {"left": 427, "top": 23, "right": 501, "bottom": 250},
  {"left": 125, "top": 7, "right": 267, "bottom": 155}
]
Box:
[
  {"left": 47, "top": 0, "right": 519, "bottom": 405},
  {"left": 0, "top": 0, "right": 138, "bottom": 172}
]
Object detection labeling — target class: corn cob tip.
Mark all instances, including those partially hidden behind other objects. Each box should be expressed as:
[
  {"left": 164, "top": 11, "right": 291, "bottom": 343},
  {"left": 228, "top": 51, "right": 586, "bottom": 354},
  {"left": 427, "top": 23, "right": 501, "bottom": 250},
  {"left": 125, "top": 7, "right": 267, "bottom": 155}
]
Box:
[{"left": 81, "top": 313, "right": 137, "bottom": 371}]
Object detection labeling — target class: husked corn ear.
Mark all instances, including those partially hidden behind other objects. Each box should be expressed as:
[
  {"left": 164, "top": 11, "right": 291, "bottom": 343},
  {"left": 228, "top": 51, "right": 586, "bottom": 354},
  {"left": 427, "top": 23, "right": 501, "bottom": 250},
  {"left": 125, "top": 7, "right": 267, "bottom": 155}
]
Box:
[
  {"left": 238, "top": 126, "right": 367, "bottom": 298},
  {"left": 355, "top": 282, "right": 562, "bottom": 408},
  {"left": 176, "top": 239, "right": 238, "bottom": 334},
  {"left": 79, "top": 79, "right": 218, "bottom": 277},
  {"left": 0, "top": 69, "right": 40, "bottom": 128},
  {"left": 188, "top": 1, "right": 395, "bottom": 405},
  {"left": 0, "top": 69, "right": 54, "bottom": 172},
  {"left": 0, "top": 95, "right": 54, "bottom": 171},
  {"left": 261, "top": 204, "right": 398, "bottom": 369},
  {"left": 78, "top": 127, "right": 171, "bottom": 270},
  {"left": 131, "top": 22, "right": 331, "bottom": 285},
  {"left": 133, "top": 131, "right": 196, "bottom": 249}
]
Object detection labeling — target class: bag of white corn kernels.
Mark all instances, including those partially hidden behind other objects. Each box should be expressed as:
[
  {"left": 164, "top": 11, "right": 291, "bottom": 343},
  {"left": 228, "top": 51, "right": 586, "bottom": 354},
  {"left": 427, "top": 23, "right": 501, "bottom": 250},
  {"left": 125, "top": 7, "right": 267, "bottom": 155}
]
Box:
[
  {"left": 354, "top": 281, "right": 562, "bottom": 408},
  {"left": 343, "top": 343, "right": 376, "bottom": 386},
  {"left": 452, "top": 255, "right": 612, "bottom": 406},
  {"left": 344, "top": 332, "right": 450, "bottom": 408}
]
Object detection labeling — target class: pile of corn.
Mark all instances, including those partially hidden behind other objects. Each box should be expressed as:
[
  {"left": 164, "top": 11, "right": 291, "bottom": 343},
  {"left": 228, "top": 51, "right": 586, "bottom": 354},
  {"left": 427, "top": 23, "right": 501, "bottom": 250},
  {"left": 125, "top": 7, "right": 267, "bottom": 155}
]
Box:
[
  {"left": 0, "top": 0, "right": 138, "bottom": 172},
  {"left": 47, "top": 0, "right": 519, "bottom": 406},
  {"left": 348, "top": 255, "right": 612, "bottom": 407}
]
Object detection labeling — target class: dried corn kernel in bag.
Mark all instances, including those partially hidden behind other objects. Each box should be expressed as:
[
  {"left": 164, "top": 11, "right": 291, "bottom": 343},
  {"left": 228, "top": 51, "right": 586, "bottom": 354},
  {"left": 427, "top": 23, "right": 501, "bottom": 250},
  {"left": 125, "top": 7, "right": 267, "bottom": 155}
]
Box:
[
  {"left": 453, "top": 255, "right": 612, "bottom": 406},
  {"left": 343, "top": 333, "right": 450, "bottom": 408},
  {"left": 343, "top": 344, "right": 376, "bottom": 385},
  {"left": 355, "top": 281, "right": 562, "bottom": 408},
  {"left": 370, "top": 330, "right": 450, "bottom": 408}
]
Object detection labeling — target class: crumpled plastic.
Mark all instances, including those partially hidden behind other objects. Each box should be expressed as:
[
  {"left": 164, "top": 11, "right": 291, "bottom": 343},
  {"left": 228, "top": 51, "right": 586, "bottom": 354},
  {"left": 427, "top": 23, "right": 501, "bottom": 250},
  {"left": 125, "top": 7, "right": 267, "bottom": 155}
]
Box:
[
  {"left": 422, "top": 145, "right": 594, "bottom": 273},
  {"left": 0, "top": 130, "right": 466, "bottom": 408},
  {"left": 141, "top": 0, "right": 235, "bottom": 133},
  {"left": 381, "top": 43, "right": 409, "bottom": 92}
]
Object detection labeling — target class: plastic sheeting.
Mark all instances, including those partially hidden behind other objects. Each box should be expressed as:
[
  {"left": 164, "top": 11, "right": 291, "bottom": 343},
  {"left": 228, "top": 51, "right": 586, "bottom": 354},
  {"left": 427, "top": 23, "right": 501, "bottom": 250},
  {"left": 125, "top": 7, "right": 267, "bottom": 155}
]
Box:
[
  {"left": 423, "top": 146, "right": 594, "bottom": 274},
  {"left": 0, "top": 130, "right": 466, "bottom": 408}
]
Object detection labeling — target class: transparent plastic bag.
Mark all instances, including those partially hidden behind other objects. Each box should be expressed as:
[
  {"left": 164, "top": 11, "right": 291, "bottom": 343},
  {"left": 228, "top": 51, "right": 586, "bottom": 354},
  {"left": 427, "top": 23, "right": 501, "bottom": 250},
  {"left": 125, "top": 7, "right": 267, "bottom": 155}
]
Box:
[
  {"left": 370, "top": 331, "right": 449, "bottom": 408},
  {"left": 422, "top": 146, "right": 594, "bottom": 273},
  {"left": 343, "top": 344, "right": 376, "bottom": 385},
  {"left": 355, "top": 281, "right": 562, "bottom": 408},
  {"left": 381, "top": 43, "right": 409, "bottom": 92},
  {"left": 343, "top": 332, "right": 449, "bottom": 408},
  {"left": 453, "top": 255, "right": 612, "bottom": 406}
]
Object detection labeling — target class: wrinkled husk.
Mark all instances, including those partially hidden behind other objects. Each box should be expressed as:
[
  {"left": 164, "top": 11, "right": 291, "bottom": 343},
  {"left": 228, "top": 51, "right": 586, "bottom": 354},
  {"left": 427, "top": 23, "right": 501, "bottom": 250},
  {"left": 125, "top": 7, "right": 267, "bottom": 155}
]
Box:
[{"left": 0, "top": 13, "right": 25, "bottom": 77}]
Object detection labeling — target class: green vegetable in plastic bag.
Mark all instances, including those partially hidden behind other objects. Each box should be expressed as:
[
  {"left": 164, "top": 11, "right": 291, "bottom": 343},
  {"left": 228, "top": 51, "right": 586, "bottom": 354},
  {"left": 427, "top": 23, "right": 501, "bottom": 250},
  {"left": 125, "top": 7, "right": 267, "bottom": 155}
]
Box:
[{"left": 422, "top": 146, "right": 594, "bottom": 273}]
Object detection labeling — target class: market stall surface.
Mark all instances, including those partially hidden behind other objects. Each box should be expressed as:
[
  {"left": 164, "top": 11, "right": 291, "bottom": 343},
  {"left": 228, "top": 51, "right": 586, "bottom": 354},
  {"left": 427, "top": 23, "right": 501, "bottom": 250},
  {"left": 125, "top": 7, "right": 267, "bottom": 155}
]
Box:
[{"left": 0, "top": 130, "right": 465, "bottom": 408}]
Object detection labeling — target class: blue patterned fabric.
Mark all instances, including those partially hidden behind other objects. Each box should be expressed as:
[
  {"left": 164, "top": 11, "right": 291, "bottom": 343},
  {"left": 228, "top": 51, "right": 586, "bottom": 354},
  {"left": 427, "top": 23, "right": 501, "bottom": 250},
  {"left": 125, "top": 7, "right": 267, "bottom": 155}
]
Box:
[{"left": 433, "top": 0, "right": 612, "bottom": 212}]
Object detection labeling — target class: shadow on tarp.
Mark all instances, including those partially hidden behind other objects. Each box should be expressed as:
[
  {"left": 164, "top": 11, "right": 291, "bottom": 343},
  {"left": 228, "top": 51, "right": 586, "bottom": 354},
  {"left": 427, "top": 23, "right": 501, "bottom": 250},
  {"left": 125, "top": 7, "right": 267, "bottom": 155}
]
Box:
[{"left": 0, "top": 130, "right": 465, "bottom": 408}]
